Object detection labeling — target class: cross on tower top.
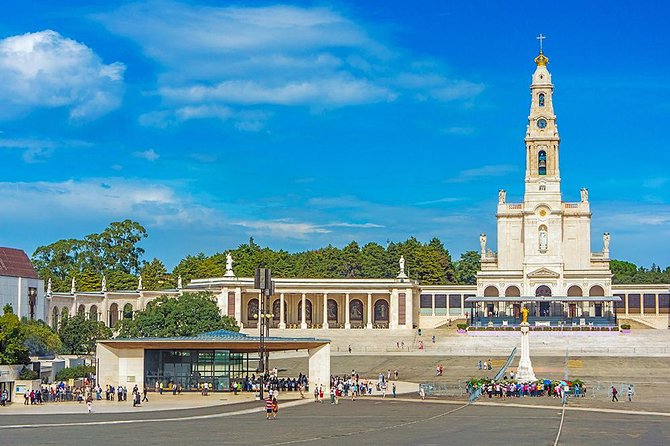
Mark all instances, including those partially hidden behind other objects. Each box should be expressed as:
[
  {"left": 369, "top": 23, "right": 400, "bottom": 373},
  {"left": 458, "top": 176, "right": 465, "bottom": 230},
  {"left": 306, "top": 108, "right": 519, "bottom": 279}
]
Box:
[{"left": 536, "top": 33, "right": 546, "bottom": 53}]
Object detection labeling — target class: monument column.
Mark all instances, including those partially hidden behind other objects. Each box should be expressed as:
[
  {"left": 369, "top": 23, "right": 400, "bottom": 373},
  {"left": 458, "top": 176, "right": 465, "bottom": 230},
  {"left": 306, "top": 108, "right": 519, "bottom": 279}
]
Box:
[
  {"left": 301, "top": 293, "right": 307, "bottom": 329},
  {"left": 345, "top": 293, "right": 351, "bottom": 329},
  {"left": 516, "top": 308, "right": 537, "bottom": 383},
  {"left": 322, "top": 293, "right": 329, "bottom": 329},
  {"left": 279, "top": 293, "right": 286, "bottom": 329},
  {"left": 367, "top": 293, "right": 373, "bottom": 329}
]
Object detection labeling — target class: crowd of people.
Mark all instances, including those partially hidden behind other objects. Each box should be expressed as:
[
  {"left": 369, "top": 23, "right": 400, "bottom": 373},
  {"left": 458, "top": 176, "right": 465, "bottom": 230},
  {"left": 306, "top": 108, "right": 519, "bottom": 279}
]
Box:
[{"left": 468, "top": 379, "right": 585, "bottom": 404}]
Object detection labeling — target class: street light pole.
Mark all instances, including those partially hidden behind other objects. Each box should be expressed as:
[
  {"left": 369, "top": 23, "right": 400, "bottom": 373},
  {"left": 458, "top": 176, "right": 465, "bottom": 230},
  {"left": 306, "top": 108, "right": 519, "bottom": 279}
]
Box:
[{"left": 254, "top": 268, "right": 274, "bottom": 400}]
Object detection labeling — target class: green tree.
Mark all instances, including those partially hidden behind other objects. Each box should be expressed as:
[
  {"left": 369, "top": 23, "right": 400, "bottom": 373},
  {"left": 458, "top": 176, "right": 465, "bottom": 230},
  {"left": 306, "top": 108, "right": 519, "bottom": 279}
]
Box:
[
  {"left": 106, "top": 269, "right": 139, "bottom": 291},
  {"left": 172, "top": 253, "right": 208, "bottom": 285},
  {"left": 58, "top": 314, "right": 113, "bottom": 355},
  {"left": 22, "top": 319, "right": 62, "bottom": 356},
  {"left": 117, "top": 292, "right": 239, "bottom": 338},
  {"left": 360, "top": 242, "right": 391, "bottom": 278},
  {"left": 0, "top": 306, "right": 30, "bottom": 365},
  {"left": 341, "top": 241, "right": 362, "bottom": 278},
  {"left": 455, "top": 251, "right": 481, "bottom": 285},
  {"left": 141, "top": 258, "right": 168, "bottom": 289}
]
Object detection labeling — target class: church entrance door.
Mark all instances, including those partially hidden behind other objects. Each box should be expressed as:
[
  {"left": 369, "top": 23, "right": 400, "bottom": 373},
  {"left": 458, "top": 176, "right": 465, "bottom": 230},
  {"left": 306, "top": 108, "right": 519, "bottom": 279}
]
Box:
[
  {"left": 539, "top": 302, "right": 550, "bottom": 317},
  {"left": 594, "top": 303, "right": 602, "bottom": 317},
  {"left": 568, "top": 304, "right": 577, "bottom": 318}
]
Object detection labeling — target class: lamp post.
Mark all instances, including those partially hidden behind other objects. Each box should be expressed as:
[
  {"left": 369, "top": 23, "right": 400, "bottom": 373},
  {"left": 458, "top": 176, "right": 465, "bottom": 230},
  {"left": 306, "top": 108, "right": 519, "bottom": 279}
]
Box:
[{"left": 254, "top": 268, "right": 274, "bottom": 400}]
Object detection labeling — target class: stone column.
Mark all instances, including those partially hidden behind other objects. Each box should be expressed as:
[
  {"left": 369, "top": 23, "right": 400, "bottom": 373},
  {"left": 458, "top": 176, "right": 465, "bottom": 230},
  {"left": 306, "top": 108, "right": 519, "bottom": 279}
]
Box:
[
  {"left": 367, "top": 293, "right": 373, "bottom": 329},
  {"left": 431, "top": 294, "right": 435, "bottom": 316},
  {"left": 624, "top": 294, "right": 629, "bottom": 316},
  {"left": 235, "top": 288, "right": 242, "bottom": 329},
  {"left": 301, "top": 293, "right": 307, "bottom": 329},
  {"left": 640, "top": 295, "right": 644, "bottom": 316},
  {"left": 345, "top": 293, "right": 351, "bottom": 329},
  {"left": 279, "top": 293, "right": 286, "bottom": 329},
  {"left": 389, "top": 290, "right": 398, "bottom": 329},
  {"left": 405, "top": 288, "right": 413, "bottom": 329},
  {"left": 656, "top": 294, "right": 660, "bottom": 316},
  {"left": 461, "top": 294, "right": 465, "bottom": 317},
  {"left": 217, "top": 288, "right": 228, "bottom": 316},
  {"left": 322, "top": 293, "right": 329, "bottom": 329}
]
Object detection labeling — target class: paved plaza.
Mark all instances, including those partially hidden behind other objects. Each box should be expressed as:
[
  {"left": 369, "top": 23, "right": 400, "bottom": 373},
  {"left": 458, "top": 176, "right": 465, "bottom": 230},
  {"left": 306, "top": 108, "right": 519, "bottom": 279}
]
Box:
[{"left": 1, "top": 397, "right": 668, "bottom": 445}]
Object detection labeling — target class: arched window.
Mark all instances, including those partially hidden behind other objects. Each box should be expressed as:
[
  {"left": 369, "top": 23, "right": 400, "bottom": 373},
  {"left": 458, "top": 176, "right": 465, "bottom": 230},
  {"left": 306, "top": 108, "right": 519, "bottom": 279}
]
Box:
[
  {"left": 539, "top": 93, "right": 545, "bottom": 107},
  {"left": 327, "top": 299, "right": 338, "bottom": 322},
  {"left": 374, "top": 299, "right": 389, "bottom": 322},
  {"left": 52, "top": 306, "right": 59, "bottom": 330},
  {"left": 247, "top": 298, "right": 259, "bottom": 321},
  {"left": 109, "top": 303, "right": 119, "bottom": 327},
  {"left": 298, "top": 299, "right": 313, "bottom": 323},
  {"left": 78, "top": 304, "right": 86, "bottom": 317},
  {"left": 567, "top": 286, "right": 583, "bottom": 297},
  {"left": 589, "top": 285, "right": 605, "bottom": 297},
  {"left": 61, "top": 307, "right": 69, "bottom": 321},
  {"left": 535, "top": 285, "right": 552, "bottom": 297},
  {"left": 272, "top": 299, "right": 280, "bottom": 321},
  {"left": 484, "top": 286, "right": 499, "bottom": 297},
  {"left": 123, "top": 303, "right": 133, "bottom": 320},
  {"left": 538, "top": 150, "right": 547, "bottom": 175},
  {"left": 89, "top": 305, "right": 98, "bottom": 322},
  {"left": 505, "top": 286, "right": 521, "bottom": 297},
  {"left": 349, "top": 299, "right": 363, "bottom": 321}
]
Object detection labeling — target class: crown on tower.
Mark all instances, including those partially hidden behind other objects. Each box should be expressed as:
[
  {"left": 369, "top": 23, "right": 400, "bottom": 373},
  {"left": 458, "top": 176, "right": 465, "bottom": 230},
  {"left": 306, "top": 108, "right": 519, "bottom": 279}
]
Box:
[{"left": 534, "top": 51, "right": 549, "bottom": 67}]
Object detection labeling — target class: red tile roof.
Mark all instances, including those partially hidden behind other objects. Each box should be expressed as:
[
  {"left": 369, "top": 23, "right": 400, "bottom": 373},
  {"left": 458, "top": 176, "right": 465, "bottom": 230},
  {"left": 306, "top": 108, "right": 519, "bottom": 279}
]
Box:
[{"left": 0, "top": 247, "right": 39, "bottom": 279}]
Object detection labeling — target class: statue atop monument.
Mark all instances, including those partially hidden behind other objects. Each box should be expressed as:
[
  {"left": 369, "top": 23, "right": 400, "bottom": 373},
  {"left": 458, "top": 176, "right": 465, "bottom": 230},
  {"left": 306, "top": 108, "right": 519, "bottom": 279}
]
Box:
[
  {"left": 224, "top": 253, "right": 235, "bottom": 277},
  {"left": 397, "top": 255, "right": 408, "bottom": 279},
  {"left": 521, "top": 307, "right": 529, "bottom": 324}
]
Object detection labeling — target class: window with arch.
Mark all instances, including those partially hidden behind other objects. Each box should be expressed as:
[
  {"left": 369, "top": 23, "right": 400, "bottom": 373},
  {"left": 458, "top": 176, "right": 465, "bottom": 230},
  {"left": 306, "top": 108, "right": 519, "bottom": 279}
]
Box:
[
  {"left": 539, "top": 184, "right": 546, "bottom": 191},
  {"left": 539, "top": 93, "right": 545, "bottom": 107},
  {"left": 538, "top": 150, "right": 547, "bottom": 175}
]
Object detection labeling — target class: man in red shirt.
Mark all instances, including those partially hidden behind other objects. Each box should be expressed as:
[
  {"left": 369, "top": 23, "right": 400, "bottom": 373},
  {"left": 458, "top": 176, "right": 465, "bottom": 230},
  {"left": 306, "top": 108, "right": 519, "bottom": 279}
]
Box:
[{"left": 265, "top": 396, "right": 274, "bottom": 419}]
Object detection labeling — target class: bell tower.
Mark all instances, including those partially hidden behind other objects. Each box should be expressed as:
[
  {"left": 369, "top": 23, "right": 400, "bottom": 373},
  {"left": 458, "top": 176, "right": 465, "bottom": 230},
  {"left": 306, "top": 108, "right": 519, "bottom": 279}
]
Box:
[{"left": 524, "top": 34, "right": 561, "bottom": 205}]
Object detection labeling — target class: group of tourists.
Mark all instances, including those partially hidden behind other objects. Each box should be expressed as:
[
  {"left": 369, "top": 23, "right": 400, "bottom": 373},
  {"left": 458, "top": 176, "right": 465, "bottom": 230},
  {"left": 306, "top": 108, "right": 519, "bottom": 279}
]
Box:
[
  {"left": 477, "top": 360, "right": 494, "bottom": 371},
  {"left": 468, "top": 379, "right": 584, "bottom": 404},
  {"left": 234, "top": 372, "right": 309, "bottom": 396}
]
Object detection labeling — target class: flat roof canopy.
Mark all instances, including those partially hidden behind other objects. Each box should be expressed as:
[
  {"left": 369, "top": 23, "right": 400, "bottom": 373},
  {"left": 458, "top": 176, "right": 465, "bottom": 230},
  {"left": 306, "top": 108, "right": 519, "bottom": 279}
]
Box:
[
  {"left": 465, "top": 296, "right": 622, "bottom": 303},
  {"left": 98, "top": 329, "right": 329, "bottom": 353}
]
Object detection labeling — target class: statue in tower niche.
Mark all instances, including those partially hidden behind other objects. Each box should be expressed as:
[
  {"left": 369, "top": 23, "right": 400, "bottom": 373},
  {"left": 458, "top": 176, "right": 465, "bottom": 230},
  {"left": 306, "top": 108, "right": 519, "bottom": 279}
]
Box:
[
  {"left": 580, "top": 188, "right": 589, "bottom": 202},
  {"left": 538, "top": 228, "right": 548, "bottom": 251},
  {"left": 603, "top": 232, "right": 611, "bottom": 252},
  {"left": 498, "top": 189, "right": 506, "bottom": 204},
  {"left": 479, "top": 233, "right": 487, "bottom": 255},
  {"left": 224, "top": 252, "right": 235, "bottom": 277}
]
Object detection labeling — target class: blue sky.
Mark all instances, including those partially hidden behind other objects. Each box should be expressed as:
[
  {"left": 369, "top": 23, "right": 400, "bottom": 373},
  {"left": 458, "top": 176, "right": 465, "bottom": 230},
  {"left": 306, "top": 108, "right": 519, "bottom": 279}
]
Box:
[{"left": 0, "top": 0, "right": 668, "bottom": 268}]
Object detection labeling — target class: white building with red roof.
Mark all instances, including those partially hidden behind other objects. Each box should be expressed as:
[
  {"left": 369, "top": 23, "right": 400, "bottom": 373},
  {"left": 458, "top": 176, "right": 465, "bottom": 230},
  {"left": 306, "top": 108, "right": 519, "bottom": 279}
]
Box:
[{"left": 0, "top": 247, "right": 45, "bottom": 320}]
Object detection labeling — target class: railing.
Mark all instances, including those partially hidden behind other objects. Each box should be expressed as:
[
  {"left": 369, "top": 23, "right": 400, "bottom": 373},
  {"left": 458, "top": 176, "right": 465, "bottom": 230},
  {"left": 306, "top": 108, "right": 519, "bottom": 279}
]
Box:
[{"left": 507, "top": 204, "right": 523, "bottom": 210}]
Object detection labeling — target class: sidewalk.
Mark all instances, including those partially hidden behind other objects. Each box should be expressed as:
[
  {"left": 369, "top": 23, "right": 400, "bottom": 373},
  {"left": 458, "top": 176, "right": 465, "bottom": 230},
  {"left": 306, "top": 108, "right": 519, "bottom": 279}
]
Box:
[{"left": 0, "top": 391, "right": 306, "bottom": 415}]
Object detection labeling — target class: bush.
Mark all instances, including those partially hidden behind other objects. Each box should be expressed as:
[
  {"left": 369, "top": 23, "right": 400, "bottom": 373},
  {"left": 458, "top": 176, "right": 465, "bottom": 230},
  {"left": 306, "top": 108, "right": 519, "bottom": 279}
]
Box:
[
  {"left": 55, "top": 365, "right": 95, "bottom": 381},
  {"left": 620, "top": 324, "right": 631, "bottom": 330},
  {"left": 18, "top": 367, "right": 38, "bottom": 380},
  {"left": 456, "top": 323, "right": 468, "bottom": 330}
]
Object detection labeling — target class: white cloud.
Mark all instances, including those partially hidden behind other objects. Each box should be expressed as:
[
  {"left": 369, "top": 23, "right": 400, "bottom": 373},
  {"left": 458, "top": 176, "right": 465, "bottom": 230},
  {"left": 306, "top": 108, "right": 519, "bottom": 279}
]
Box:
[
  {"left": 234, "top": 219, "right": 331, "bottom": 239},
  {"left": 0, "top": 178, "right": 211, "bottom": 226},
  {"left": 0, "top": 136, "right": 91, "bottom": 163},
  {"left": 98, "top": 1, "right": 483, "bottom": 125},
  {"left": 447, "top": 165, "right": 518, "bottom": 183},
  {"left": 0, "top": 30, "right": 125, "bottom": 120},
  {"left": 133, "top": 149, "right": 160, "bottom": 161}
]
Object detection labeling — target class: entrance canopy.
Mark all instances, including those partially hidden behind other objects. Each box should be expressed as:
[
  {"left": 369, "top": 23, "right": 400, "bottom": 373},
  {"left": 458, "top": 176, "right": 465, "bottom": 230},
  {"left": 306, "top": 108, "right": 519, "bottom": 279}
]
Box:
[{"left": 465, "top": 296, "right": 622, "bottom": 303}]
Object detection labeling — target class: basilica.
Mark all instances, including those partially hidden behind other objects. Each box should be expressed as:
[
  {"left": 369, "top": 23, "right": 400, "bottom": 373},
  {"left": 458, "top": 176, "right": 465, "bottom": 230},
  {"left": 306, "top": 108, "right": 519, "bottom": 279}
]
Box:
[{"left": 46, "top": 49, "right": 669, "bottom": 331}]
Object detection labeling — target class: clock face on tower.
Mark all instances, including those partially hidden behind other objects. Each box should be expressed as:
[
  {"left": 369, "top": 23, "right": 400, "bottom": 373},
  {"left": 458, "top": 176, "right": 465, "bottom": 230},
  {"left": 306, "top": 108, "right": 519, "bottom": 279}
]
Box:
[{"left": 537, "top": 118, "right": 547, "bottom": 129}]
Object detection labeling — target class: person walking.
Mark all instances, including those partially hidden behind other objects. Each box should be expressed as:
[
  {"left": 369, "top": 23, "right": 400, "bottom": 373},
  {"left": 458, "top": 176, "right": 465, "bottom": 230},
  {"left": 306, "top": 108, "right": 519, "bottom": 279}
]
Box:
[
  {"left": 627, "top": 385, "right": 634, "bottom": 402},
  {"left": 611, "top": 386, "right": 618, "bottom": 402},
  {"left": 86, "top": 394, "right": 93, "bottom": 413},
  {"left": 392, "top": 383, "right": 397, "bottom": 398},
  {"left": 271, "top": 397, "right": 279, "bottom": 420},
  {"left": 265, "top": 396, "right": 274, "bottom": 420},
  {"left": 419, "top": 386, "right": 425, "bottom": 400},
  {"left": 142, "top": 387, "right": 149, "bottom": 403}
]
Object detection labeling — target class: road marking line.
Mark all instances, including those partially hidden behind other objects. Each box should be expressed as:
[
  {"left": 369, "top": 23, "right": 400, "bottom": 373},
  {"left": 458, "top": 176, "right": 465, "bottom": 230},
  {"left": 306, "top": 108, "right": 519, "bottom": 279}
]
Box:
[
  {"left": 0, "top": 400, "right": 311, "bottom": 430},
  {"left": 553, "top": 403, "right": 566, "bottom": 446}
]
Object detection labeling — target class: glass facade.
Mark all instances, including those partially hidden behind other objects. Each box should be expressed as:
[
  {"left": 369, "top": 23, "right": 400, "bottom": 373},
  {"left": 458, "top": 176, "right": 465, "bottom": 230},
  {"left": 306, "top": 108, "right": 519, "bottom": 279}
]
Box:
[{"left": 144, "top": 349, "right": 252, "bottom": 392}]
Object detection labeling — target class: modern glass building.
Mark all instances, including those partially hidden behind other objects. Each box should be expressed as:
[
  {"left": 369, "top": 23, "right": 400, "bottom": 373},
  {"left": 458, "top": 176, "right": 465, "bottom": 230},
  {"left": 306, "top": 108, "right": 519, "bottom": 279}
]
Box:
[
  {"left": 144, "top": 349, "right": 251, "bottom": 391},
  {"left": 97, "top": 329, "right": 330, "bottom": 393}
]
